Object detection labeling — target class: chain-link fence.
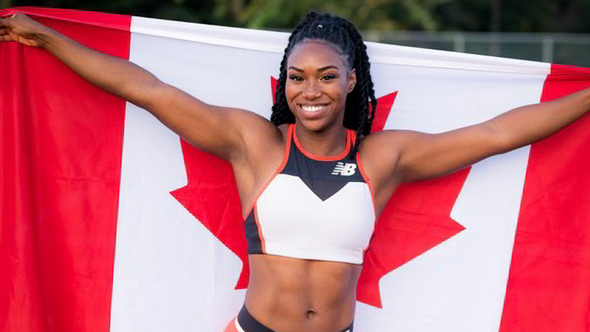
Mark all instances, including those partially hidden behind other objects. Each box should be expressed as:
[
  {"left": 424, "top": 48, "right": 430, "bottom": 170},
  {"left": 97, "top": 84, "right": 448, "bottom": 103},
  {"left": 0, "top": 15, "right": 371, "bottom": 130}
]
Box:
[{"left": 363, "top": 31, "right": 590, "bottom": 68}]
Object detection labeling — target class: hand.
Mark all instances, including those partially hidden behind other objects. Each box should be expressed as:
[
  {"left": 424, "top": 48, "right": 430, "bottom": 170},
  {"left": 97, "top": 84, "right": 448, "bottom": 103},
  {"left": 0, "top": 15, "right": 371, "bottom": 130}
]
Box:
[{"left": 0, "top": 13, "right": 52, "bottom": 47}]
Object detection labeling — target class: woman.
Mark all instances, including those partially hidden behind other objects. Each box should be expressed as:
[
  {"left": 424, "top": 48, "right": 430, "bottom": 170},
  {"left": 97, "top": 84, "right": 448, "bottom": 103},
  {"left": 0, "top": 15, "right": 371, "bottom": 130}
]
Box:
[{"left": 1, "top": 11, "right": 589, "bottom": 332}]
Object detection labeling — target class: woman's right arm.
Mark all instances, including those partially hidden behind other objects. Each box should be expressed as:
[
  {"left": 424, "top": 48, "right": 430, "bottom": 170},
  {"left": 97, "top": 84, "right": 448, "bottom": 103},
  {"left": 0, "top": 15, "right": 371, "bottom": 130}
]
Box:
[{"left": 0, "top": 13, "right": 278, "bottom": 162}]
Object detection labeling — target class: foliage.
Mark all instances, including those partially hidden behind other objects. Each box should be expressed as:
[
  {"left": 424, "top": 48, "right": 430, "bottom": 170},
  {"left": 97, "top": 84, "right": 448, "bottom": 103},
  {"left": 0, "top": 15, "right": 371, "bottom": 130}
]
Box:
[
  {"left": 437, "top": 0, "right": 590, "bottom": 32},
  {"left": 3, "top": 0, "right": 590, "bottom": 33}
]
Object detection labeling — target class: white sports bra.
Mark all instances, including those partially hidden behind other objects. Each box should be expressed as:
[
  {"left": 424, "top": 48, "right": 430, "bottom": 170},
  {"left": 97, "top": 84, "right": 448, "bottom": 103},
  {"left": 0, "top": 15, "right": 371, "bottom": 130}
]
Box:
[{"left": 244, "top": 124, "right": 376, "bottom": 264}]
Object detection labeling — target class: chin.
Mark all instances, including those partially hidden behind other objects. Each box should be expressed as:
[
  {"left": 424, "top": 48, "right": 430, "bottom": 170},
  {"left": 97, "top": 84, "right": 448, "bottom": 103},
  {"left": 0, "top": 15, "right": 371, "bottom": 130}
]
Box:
[{"left": 295, "top": 118, "right": 341, "bottom": 133}]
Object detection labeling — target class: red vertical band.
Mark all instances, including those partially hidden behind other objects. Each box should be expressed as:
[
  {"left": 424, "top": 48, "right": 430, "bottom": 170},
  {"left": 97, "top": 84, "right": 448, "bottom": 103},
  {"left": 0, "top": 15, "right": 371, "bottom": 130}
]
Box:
[
  {"left": 0, "top": 8, "right": 131, "bottom": 332},
  {"left": 500, "top": 64, "right": 590, "bottom": 331}
]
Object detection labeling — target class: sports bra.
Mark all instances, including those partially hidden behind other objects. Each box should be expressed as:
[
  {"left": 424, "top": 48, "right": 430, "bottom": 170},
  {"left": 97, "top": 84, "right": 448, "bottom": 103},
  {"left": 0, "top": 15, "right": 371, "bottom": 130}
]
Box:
[{"left": 244, "top": 124, "right": 376, "bottom": 264}]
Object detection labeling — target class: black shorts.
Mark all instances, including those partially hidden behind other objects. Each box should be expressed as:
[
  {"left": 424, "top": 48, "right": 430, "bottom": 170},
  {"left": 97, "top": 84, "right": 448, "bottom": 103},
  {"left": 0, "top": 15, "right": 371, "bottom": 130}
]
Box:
[{"left": 224, "top": 305, "right": 354, "bottom": 332}]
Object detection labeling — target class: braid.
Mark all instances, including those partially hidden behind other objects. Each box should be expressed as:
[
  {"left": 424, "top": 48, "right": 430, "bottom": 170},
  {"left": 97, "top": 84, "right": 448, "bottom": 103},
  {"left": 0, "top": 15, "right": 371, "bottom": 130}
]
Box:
[
  {"left": 271, "top": 15, "right": 314, "bottom": 125},
  {"left": 271, "top": 12, "right": 377, "bottom": 155},
  {"left": 342, "top": 24, "right": 377, "bottom": 153}
]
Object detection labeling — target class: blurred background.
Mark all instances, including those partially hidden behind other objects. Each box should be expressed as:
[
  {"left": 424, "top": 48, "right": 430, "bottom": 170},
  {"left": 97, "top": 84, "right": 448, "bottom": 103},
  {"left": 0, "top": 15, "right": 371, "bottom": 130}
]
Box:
[{"left": 3, "top": 0, "right": 590, "bottom": 66}]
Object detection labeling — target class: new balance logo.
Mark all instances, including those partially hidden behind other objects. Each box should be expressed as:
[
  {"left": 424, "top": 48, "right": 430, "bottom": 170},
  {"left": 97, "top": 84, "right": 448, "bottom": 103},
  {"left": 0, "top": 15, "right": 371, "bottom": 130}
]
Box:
[{"left": 331, "top": 162, "right": 357, "bottom": 176}]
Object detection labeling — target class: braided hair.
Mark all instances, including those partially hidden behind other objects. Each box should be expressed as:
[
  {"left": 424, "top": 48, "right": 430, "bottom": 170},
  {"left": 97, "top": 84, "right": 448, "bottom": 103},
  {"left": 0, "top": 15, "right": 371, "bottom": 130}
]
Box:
[{"left": 271, "top": 12, "right": 377, "bottom": 152}]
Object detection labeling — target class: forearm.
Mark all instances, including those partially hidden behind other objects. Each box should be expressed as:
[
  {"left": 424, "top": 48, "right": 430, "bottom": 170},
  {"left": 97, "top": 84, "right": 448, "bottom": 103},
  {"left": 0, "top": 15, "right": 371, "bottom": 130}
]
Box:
[
  {"left": 392, "top": 87, "right": 590, "bottom": 182},
  {"left": 489, "top": 88, "right": 590, "bottom": 152},
  {"left": 38, "top": 26, "right": 160, "bottom": 108},
  {"left": 1, "top": 13, "right": 272, "bottom": 163}
]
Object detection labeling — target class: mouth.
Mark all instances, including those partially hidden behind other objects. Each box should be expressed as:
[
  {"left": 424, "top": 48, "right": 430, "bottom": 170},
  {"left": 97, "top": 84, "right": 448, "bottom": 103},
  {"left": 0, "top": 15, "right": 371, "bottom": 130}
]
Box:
[{"left": 299, "top": 103, "right": 329, "bottom": 114}]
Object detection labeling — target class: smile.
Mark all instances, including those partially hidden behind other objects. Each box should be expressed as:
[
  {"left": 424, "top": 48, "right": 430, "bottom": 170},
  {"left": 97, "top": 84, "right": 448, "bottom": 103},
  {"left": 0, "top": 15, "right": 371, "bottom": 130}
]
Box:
[{"left": 300, "top": 104, "right": 329, "bottom": 113}]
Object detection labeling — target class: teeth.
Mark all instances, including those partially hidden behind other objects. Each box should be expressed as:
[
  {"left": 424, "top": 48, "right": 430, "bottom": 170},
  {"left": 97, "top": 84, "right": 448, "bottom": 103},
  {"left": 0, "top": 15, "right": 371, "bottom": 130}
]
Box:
[{"left": 301, "top": 105, "right": 326, "bottom": 113}]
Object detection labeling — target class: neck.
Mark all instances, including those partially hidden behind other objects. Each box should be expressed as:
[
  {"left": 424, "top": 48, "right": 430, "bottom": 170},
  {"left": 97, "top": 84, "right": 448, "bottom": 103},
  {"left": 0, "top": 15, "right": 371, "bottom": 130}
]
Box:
[{"left": 294, "top": 123, "right": 348, "bottom": 157}]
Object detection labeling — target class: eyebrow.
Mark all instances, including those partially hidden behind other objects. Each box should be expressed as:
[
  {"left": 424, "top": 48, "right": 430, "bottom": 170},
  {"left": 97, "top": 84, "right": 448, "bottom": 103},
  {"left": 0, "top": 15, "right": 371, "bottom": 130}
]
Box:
[{"left": 288, "top": 65, "right": 340, "bottom": 72}]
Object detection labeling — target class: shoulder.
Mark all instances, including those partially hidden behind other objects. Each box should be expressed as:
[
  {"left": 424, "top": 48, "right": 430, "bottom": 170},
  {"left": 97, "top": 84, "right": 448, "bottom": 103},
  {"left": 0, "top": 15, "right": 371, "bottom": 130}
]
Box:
[
  {"left": 231, "top": 111, "right": 284, "bottom": 151},
  {"left": 355, "top": 130, "right": 411, "bottom": 213},
  {"left": 231, "top": 120, "right": 287, "bottom": 203},
  {"left": 357, "top": 130, "right": 405, "bottom": 168},
  {"left": 357, "top": 130, "right": 417, "bottom": 190},
  {"left": 233, "top": 120, "right": 288, "bottom": 174}
]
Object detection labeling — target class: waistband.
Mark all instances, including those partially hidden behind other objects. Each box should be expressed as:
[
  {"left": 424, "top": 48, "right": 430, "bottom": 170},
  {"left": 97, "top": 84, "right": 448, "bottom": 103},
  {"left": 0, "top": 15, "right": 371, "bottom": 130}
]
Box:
[{"left": 236, "top": 305, "right": 354, "bottom": 332}]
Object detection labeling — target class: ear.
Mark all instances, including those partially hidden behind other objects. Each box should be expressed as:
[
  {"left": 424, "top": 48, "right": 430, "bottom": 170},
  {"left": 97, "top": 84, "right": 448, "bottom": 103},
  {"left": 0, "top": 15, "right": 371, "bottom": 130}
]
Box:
[{"left": 348, "top": 68, "right": 357, "bottom": 93}]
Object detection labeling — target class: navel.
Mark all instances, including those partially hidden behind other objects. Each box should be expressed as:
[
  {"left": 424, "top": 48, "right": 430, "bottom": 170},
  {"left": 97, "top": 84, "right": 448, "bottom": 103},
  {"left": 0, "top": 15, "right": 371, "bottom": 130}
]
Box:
[{"left": 305, "top": 307, "right": 317, "bottom": 319}]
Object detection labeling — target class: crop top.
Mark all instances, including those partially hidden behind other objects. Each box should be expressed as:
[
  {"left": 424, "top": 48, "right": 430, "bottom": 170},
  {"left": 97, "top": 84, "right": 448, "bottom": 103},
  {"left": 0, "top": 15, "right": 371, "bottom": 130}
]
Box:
[{"left": 244, "top": 124, "right": 376, "bottom": 264}]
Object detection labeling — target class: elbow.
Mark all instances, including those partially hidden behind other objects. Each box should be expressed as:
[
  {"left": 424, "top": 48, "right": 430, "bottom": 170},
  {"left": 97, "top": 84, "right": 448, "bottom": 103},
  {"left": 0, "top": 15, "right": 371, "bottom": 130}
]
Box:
[
  {"left": 482, "top": 119, "right": 514, "bottom": 155},
  {"left": 128, "top": 78, "right": 167, "bottom": 110}
]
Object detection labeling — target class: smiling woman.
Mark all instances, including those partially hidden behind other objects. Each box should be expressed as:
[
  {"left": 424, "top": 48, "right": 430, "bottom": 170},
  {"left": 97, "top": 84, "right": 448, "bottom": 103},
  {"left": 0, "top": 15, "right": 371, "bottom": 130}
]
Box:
[
  {"left": 272, "top": 13, "right": 377, "bottom": 158},
  {"left": 2, "top": 8, "right": 590, "bottom": 332},
  {"left": 285, "top": 41, "right": 356, "bottom": 139}
]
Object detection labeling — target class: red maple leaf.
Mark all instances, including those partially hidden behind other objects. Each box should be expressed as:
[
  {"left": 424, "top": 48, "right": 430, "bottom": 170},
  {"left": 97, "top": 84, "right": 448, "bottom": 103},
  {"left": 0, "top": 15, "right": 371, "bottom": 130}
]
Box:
[{"left": 171, "top": 78, "right": 468, "bottom": 307}]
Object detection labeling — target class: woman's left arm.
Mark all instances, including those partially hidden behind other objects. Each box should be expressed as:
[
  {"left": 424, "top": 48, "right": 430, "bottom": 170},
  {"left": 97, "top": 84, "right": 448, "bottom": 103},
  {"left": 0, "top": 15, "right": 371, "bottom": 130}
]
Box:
[{"left": 373, "top": 87, "right": 590, "bottom": 183}]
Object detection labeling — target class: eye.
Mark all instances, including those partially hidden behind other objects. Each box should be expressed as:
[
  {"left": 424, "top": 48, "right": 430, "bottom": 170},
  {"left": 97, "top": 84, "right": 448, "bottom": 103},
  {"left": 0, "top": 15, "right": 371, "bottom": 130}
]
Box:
[
  {"left": 288, "top": 74, "right": 303, "bottom": 82},
  {"left": 321, "top": 74, "right": 337, "bottom": 81}
]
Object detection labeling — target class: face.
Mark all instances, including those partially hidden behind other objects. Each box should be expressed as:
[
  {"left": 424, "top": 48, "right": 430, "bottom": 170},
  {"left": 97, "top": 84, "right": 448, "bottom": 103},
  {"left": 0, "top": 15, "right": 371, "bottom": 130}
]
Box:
[{"left": 285, "top": 40, "right": 356, "bottom": 133}]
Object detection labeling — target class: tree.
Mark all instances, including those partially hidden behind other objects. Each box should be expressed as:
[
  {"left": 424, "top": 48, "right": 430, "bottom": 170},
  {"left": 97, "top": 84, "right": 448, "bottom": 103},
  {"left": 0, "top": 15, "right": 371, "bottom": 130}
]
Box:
[{"left": 3, "top": 0, "right": 590, "bottom": 32}]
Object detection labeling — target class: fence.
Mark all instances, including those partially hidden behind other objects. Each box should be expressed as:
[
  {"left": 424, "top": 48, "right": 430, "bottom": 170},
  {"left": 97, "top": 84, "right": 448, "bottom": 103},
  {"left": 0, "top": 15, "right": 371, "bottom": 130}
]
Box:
[{"left": 363, "top": 31, "right": 590, "bottom": 67}]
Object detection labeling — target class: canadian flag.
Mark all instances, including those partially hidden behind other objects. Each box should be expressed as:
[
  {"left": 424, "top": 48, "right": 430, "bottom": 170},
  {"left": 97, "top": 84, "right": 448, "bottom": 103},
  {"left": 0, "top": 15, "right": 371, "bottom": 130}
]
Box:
[{"left": 1, "top": 7, "right": 590, "bottom": 332}]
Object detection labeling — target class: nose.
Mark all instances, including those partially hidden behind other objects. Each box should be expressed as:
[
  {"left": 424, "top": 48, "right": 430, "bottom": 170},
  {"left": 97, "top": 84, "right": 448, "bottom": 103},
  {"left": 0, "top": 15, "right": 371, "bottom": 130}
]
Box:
[{"left": 302, "top": 80, "right": 321, "bottom": 99}]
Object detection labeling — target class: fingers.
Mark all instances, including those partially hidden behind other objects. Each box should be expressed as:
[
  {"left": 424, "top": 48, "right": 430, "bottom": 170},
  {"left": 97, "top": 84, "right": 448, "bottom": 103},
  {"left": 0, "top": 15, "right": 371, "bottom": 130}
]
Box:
[
  {"left": 0, "top": 13, "right": 14, "bottom": 23},
  {"left": 0, "top": 16, "right": 12, "bottom": 42},
  {"left": 0, "top": 13, "right": 27, "bottom": 29},
  {"left": 0, "top": 14, "right": 14, "bottom": 31},
  {"left": 0, "top": 13, "right": 42, "bottom": 46},
  {"left": 0, "top": 17, "right": 8, "bottom": 29},
  {"left": 0, "top": 19, "right": 10, "bottom": 42}
]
